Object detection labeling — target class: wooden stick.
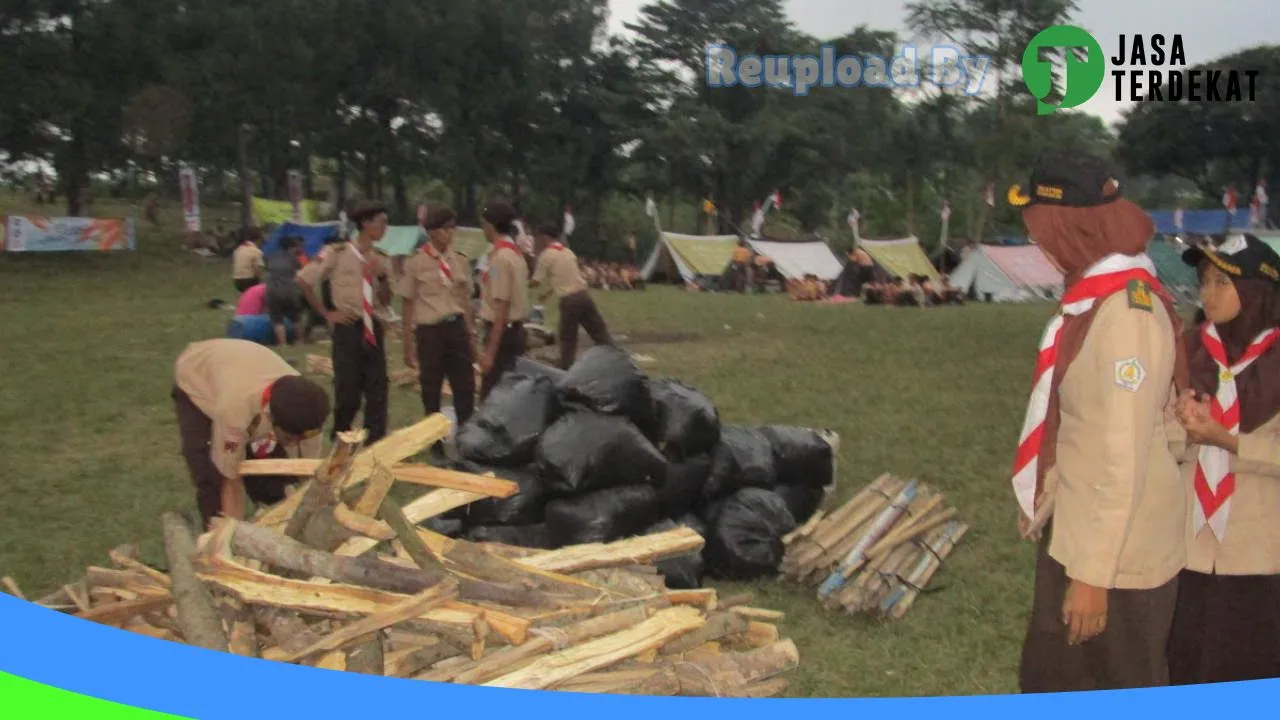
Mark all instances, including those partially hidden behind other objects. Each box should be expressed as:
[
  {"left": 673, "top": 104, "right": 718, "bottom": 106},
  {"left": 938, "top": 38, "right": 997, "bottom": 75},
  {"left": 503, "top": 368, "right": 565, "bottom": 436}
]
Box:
[
  {"left": 887, "top": 521, "right": 969, "bottom": 619},
  {"left": 332, "top": 504, "right": 396, "bottom": 541},
  {"left": 161, "top": 512, "right": 228, "bottom": 652},
  {"left": 1, "top": 576, "right": 26, "bottom": 600},
  {"left": 482, "top": 606, "right": 705, "bottom": 689},
  {"left": 660, "top": 612, "right": 748, "bottom": 655},
  {"left": 240, "top": 461, "right": 519, "bottom": 500},
  {"left": 333, "top": 489, "right": 488, "bottom": 558},
  {"left": 379, "top": 498, "right": 443, "bottom": 571},
  {"left": 817, "top": 479, "right": 917, "bottom": 600},
  {"left": 351, "top": 461, "right": 397, "bottom": 518},
  {"left": 518, "top": 528, "right": 705, "bottom": 574},
  {"left": 865, "top": 507, "right": 958, "bottom": 563},
  {"left": 75, "top": 595, "right": 173, "bottom": 626},
  {"left": 276, "top": 579, "right": 458, "bottom": 663},
  {"left": 282, "top": 429, "right": 366, "bottom": 540}
]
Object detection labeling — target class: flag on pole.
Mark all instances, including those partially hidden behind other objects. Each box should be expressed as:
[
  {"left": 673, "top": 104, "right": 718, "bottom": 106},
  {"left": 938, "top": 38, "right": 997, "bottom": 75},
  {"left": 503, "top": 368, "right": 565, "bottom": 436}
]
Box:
[
  {"left": 1224, "top": 186, "right": 1238, "bottom": 214},
  {"left": 769, "top": 189, "right": 782, "bottom": 211},
  {"left": 563, "top": 206, "right": 576, "bottom": 237},
  {"left": 287, "top": 170, "right": 303, "bottom": 222},
  {"left": 178, "top": 164, "right": 200, "bottom": 233},
  {"left": 751, "top": 200, "right": 766, "bottom": 235}
]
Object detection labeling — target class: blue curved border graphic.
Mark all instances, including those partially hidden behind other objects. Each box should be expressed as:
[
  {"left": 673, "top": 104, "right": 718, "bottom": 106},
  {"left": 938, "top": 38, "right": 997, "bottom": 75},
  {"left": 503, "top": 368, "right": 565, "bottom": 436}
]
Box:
[{"left": 1, "top": 593, "right": 1277, "bottom": 717}]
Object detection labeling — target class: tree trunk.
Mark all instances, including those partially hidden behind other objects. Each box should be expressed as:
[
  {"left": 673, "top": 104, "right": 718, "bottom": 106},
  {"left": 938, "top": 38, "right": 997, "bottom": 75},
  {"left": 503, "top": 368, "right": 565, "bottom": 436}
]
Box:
[{"left": 161, "top": 513, "right": 228, "bottom": 652}]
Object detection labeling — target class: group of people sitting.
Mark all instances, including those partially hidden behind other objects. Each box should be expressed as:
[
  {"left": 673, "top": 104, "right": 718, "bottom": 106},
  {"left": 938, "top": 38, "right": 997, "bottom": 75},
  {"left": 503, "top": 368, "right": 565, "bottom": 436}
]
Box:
[
  {"left": 863, "top": 274, "right": 966, "bottom": 307},
  {"left": 581, "top": 261, "right": 644, "bottom": 291}
]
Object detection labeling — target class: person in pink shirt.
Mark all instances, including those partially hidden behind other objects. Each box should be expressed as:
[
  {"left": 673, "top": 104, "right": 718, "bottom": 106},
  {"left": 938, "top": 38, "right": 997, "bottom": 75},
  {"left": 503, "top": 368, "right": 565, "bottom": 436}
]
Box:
[{"left": 235, "top": 282, "right": 267, "bottom": 317}]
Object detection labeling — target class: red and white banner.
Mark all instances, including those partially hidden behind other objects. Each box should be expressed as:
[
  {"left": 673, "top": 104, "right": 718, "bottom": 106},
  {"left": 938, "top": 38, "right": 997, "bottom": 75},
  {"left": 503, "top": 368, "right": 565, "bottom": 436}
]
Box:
[
  {"left": 287, "top": 170, "right": 303, "bottom": 222},
  {"left": 769, "top": 189, "right": 782, "bottom": 211},
  {"left": 178, "top": 165, "right": 200, "bottom": 232},
  {"left": 1223, "top": 186, "right": 1238, "bottom": 214}
]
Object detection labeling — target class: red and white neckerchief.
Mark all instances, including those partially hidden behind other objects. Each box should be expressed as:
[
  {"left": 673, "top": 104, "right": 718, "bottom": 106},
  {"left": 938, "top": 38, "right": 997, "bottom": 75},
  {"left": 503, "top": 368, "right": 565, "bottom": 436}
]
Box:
[
  {"left": 482, "top": 237, "right": 520, "bottom": 285},
  {"left": 1192, "top": 324, "right": 1280, "bottom": 540},
  {"left": 1011, "top": 253, "right": 1166, "bottom": 521},
  {"left": 547, "top": 242, "right": 565, "bottom": 253},
  {"left": 347, "top": 244, "right": 378, "bottom": 346},
  {"left": 249, "top": 384, "right": 278, "bottom": 458},
  {"left": 422, "top": 243, "right": 454, "bottom": 287}
]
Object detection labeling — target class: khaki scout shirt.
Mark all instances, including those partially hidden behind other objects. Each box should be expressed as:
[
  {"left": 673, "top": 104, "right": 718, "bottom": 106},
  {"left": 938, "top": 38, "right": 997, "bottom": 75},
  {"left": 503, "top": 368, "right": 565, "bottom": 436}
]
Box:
[
  {"left": 1045, "top": 292, "right": 1185, "bottom": 590},
  {"left": 395, "top": 246, "right": 473, "bottom": 326},
  {"left": 532, "top": 245, "right": 587, "bottom": 300},
  {"left": 480, "top": 245, "right": 530, "bottom": 323},
  {"left": 232, "top": 243, "right": 265, "bottom": 280},
  {"left": 303, "top": 242, "right": 391, "bottom": 319},
  {"left": 174, "top": 339, "right": 323, "bottom": 480},
  {"left": 1171, "top": 385, "right": 1280, "bottom": 576}
]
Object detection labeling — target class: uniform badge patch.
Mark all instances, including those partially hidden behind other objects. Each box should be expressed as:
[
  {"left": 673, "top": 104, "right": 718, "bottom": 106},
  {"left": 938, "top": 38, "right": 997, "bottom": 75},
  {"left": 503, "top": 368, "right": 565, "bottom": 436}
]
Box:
[
  {"left": 1114, "top": 357, "right": 1146, "bottom": 392},
  {"left": 1126, "top": 279, "right": 1153, "bottom": 312}
]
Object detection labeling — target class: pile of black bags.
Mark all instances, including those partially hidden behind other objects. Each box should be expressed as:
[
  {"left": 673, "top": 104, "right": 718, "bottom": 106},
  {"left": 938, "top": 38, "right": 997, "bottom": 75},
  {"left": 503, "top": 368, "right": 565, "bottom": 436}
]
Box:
[{"left": 444, "top": 347, "right": 839, "bottom": 589}]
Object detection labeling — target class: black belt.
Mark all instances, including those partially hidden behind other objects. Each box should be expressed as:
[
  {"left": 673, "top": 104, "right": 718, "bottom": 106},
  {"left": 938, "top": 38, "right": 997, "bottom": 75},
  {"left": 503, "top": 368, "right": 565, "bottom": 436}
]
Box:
[
  {"left": 434, "top": 314, "right": 463, "bottom": 325},
  {"left": 484, "top": 320, "right": 525, "bottom": 330}
]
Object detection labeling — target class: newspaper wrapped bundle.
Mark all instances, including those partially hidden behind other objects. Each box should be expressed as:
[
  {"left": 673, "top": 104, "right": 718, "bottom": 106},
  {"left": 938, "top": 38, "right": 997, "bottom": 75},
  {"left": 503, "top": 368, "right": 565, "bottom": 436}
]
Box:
[
  {"left": 780, "top": 473, "right": 967, "bottom": 618},
  {"left": 15, "top": 415, "right": 798, "bottom": 697}
]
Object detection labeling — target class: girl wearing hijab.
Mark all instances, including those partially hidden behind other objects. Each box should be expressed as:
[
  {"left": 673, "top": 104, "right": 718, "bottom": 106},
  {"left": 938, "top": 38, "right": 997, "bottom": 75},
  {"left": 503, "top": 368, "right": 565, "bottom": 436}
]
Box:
[
  {"left": 1168, "top": 233, "right": 1280, "bottom": 684},
  {"left": 1008, "top": 152, "right": 1188, "bottom": 692}
]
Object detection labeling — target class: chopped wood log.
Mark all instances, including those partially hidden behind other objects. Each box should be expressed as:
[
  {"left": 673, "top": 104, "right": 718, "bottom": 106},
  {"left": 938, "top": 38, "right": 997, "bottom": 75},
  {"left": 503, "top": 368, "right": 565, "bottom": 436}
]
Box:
[
  {"left": 482, "top": 606, "right": 705, "bottom": 690},
  {"left": 2, "top": 576, "right": 26, "bottom": 600},
  {"left": 240, "top": 461, "right": 519, "bottom": 500},
  {"left": 384, "top": 641, "right": 459, "bottom": 678},
  {"left": 345, "top": 636, "right": 385, "bottom": 675},
  {"left": 254, "top": 607, "right": 316, "bottom": 654},
  {"left": 660, "top": 612, "right": 749, "bottom": 655},
  {"left": 334, "top": 489, "right": 488, "bottom": 558},
  {"left": 276, "top": 580, "right": 458, "bottom": 664},
  {"left": 108, "top": 549, "right": 172, "bottom": 588},
  {"left": 314, "top": 652, "right": 346, "bottom": 671},
  {"left": 214, "top": 592, "right": 259, "bottom": 657},
  {"left": 664, "top": 589, "right": 717, "bottom": 610},
  {"left": 378, "top": 498, "right": 444, "bottom": 570},
  {"left": 351, "top": 462, "right": 397, "bottom": 518},
  {"left": 122, "top": 616, "right": 177, "bottom": 642},
  {"left": 161, "top": 512, "right": 228, "bottom": 652},
  {"left": 729, "top": 607, "right": 784, "bottom": 622},
  {"left": 63, "top": 581, "right": 91, "bottom": 612},
  {"left": 332, "top": 503, "right": 395, "bottom": 541},
  {"left": 282, "top": 429, "right": 366, "bottom": 540},
  {"left": 556, "top": 669, "right": 673, "bottom": 695},
  {"left": 735, "top": 622, "right": 781, "bottom": 649},
  {"left": 85, "top": 567, "right": 167, "bottom": 594},
  {"left": 75, "top": 595, "right": 173, "bottom": 626},
  {"left": 518, "top": 528, "right": 705, "bottom": 574}
]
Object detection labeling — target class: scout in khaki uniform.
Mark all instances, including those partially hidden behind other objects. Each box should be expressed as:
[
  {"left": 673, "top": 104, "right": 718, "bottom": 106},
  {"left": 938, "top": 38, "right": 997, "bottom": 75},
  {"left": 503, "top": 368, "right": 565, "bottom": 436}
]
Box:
[
  {"left": 172, "top": 339, "right": 330, "bottom": 529},
  {"left": 530, "top": 223, "right": 613, "bottom": 369},
  {"left": 1006, "top": 153, "right": 1188, "bottom": 692},
  {"left": 1168, "top": 234, "right": 1280, "bottom": 684},
  {"left": 477, "top": 201, "right": 530, "bottom": 400},
  {"left": 399, "top": 207, "right": 477, "bottom": 428},
  {"left": 231, "top": 233, "right": 265, "bottom": 292},
  {"left": 298, "top": 201, "right": 392, "bottom": 443}
]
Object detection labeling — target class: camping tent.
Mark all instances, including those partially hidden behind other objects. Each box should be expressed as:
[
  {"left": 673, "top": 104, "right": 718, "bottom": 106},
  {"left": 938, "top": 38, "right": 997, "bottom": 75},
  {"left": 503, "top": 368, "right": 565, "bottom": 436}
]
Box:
[
  {"left": 746, "top": 239, "right": 843, "bottom": 280},
  {"left": 948, "top": 244, "right": 1062, "bottom": 302},
  {"left": 262, "top": 221, "right": 342, "bottom": 258},
  {"left": 641, "top": 232, "right": 739, "bottom": 284},
  {"left": 859, "top": 237, "right": 941, "bottom": 282}
]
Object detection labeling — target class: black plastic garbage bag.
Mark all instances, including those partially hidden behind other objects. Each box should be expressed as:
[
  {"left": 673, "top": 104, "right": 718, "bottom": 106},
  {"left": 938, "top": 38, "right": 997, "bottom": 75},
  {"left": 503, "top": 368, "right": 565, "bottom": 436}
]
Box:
[
  {"left": 465, "top": 524, "right": 554, "bottom": 549},
  {"left": 545, "top": 485, "right": 661, "bottom": 547},
  {"left": 457, "top": 374, "right": 560, "bottom": 467},
  {"left": 771, "top": 483, "right": 825, "bottom": 525},
  {"left": 424, "top": 516, "right": 465, "bottom": 539},
  {"left": 536, "top": 412, "right": 666, "bottom": 496},
  {"left": 648, "top": 379, "right": 720, "bottom": 459},
  {"left": 515, "top": 356, "right": 567, "bottom": 384},
  {"left": 703, "top": 427, "right": 776, "bottom": 502},
  {"left": 656, "top": 455, "right": 713, "bottom": 519},
  {"left": 443, "top": 462, "right": 547, "bottom": 527},
  {"left": 644, "top": 519, "right": 705, "bottom": 590},
  {"left": 703, "top": 487, "right": 797, "bottom": 581},
  {"left": 759, "top": 426, "right": 835, "bottom": 488},
  {"left": 557, "top": 346, "right": 655, "bottom": 430}
]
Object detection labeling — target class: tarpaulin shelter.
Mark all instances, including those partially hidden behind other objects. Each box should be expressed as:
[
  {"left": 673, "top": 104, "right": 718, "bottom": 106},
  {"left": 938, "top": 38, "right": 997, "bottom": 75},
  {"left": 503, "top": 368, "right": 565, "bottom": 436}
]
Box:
[
  {"left": 745, "top": 239, "right": 843, "bottom": 280},
  {"left": 262, "top": 221, "right": 342, "bottom": 258},
  {"left": 948, "top": 244, "right": 1062, "bottom": 302},
  {"left": 640, "top": 232, "right": 739, "bottom": 284},
  {"left": 859, "top": 237, "right": 941, "bottom": 282}
]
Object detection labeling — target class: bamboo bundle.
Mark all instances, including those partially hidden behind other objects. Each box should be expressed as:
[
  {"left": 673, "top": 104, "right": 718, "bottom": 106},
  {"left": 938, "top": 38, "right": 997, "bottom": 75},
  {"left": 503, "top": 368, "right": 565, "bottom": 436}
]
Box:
[
  {"left": 780, "top": 474, "right": 967, "bottom": 619},
  {"left": 17, "top": 415, "right": 799, "bottom": 697}
]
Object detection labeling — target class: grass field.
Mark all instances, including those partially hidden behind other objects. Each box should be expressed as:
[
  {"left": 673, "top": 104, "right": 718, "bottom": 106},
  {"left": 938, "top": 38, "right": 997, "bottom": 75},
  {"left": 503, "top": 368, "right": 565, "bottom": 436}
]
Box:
[{"left": 0, "top": 195, "right": 1057, "bottom": 698}]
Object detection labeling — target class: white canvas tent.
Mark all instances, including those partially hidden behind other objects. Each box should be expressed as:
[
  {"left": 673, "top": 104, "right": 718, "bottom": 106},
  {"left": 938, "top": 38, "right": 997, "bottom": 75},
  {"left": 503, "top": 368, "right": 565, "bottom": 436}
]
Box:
[
  {"left": 640, "top": 232, "right": 740, "bottom": 283},
  {"left": 948, "top": 244, "right": 1062, "bottom": 302},
  {"left": 746, "top": 239, "right": 843, "bottom": 280}
]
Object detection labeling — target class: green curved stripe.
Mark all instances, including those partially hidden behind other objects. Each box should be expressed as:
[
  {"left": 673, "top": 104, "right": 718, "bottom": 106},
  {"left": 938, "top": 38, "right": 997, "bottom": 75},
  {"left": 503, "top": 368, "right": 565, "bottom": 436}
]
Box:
[{"left": 0, "top": 671, "right": 189, "bottom": 718}]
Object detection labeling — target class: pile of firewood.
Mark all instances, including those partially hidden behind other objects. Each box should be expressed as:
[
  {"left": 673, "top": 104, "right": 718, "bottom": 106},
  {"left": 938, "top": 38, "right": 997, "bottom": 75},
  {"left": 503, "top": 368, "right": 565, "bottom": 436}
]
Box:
[
  {"left": 781, "top": 474, "right": 967, "bottom": 619},
  {"left": 16, "top": 415, "right": 799, "bottom": 696}
]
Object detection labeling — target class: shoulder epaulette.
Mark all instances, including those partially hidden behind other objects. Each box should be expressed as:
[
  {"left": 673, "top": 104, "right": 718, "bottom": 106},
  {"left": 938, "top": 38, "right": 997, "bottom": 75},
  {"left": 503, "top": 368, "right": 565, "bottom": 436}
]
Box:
[{"left": 1126, "top": 279, "right": 1154, "bottom": 313}]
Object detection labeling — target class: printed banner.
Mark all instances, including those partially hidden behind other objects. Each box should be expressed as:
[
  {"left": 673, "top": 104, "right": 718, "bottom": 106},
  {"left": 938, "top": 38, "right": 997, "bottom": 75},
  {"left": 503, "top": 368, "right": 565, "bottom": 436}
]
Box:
[
  {"left": 4, "top": 216, "right": 136, "bottom": 252},
  {"left": 252, "top": 197, "right": 317, "bottom": 225},
  {"left": 178, "top": 165, "right": 200, "bottom": 232},
  {"left": 287, "top": 170, "right": 303, "bottom": 222}
]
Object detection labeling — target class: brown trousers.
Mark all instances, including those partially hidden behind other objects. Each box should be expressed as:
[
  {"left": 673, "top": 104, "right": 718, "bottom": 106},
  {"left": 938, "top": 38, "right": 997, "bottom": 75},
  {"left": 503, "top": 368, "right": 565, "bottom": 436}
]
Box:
[
  {"left": 479, "top": 321, "right": 526, "bottom": 402},
  {"left": 415, "top": 316, "right": 476, "bottom": 426},
  {"left": 1019, "top": 523, "right": 1177, "bottom": 693},
  {"left": 558, "top": 290, "right": 612, "bottom": 370},
  {"left": 172, "top": 386, "right": 299, "bottom": 530},
  {"left": 1168, "top": 570, "right": 1280, "bottom": 684}
]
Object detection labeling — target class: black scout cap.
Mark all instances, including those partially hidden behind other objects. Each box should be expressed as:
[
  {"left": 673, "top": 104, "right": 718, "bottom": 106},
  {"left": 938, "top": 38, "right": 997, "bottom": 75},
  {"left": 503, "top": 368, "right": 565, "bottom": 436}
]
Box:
[
  {"left": 1008, "top": 151, "right": 1123, "bottom": 209},
  {"left": 1182, "top": 233, "right": 1280, "bottom": 284}
]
